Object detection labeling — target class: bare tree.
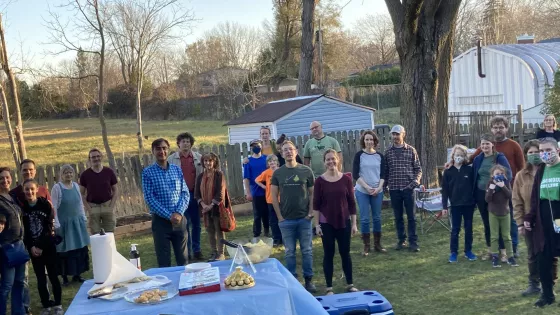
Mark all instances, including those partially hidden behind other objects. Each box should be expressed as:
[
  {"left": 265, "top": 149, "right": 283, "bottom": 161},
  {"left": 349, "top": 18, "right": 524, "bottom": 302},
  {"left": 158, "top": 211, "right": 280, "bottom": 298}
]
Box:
[
  {"left": 0, "top": 82, "right": 19, "bottom": 167},
  {"left": 204, "top": 22, "right": 264, "bottom": 70},
  {"left": 45, "top": 0, "right": 116, "bottom": 169},
  {"left": 296, "top": 0, "right": 316, "bottom": 96},
  {"left": 0, "top": 14, "right": 26, "bottom": 161},
  {"left": 385, "top": 0, "right": 462, "bottom": 187},
  {"left": 354, "top": 14, "right": 397, "bottom": 65},
  {"left": 106, "top": 0, "right": 195, "bottom": 151}
]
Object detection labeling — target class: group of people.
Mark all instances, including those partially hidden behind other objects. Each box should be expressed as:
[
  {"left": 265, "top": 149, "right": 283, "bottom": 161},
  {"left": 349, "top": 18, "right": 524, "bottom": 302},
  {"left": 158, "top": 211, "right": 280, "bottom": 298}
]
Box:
[
  {"left": 442, "top": 115, "right": 560, "bottom": 308},
  {"left": 0, "top": 150, "right": 117, "bottom": 315}
]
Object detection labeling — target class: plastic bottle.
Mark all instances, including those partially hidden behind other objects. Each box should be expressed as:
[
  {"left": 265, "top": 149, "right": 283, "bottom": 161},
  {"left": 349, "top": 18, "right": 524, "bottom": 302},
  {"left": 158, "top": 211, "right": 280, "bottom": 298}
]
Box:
[{"left": 129, "top": 244, "right": 141, "bottom": 270}]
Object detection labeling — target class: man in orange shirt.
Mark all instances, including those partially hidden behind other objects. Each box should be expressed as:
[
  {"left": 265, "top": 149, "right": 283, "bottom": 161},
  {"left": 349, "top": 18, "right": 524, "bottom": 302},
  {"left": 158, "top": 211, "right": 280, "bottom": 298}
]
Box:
[{"left": 255, "top": 155, "right": 282, "bottom": 246}]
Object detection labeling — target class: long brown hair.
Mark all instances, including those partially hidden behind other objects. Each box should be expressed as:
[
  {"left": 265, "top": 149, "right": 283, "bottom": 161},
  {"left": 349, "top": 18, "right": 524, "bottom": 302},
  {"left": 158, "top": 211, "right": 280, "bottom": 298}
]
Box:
[
  {"left": 201, "top": 152, "right": 220, "bottom": 171},
  {"left": 523, "top": 139, "right": 540, "bottom": 171}
]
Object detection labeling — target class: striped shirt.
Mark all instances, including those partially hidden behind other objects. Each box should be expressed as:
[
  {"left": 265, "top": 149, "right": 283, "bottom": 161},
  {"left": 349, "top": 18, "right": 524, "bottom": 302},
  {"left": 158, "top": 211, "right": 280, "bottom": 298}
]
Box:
[
  {"left": 142, "top": 162, "right": 190, "bottom": 220},
  {"left": 383, "top": 143, "right": 422, "bottom": 190}
]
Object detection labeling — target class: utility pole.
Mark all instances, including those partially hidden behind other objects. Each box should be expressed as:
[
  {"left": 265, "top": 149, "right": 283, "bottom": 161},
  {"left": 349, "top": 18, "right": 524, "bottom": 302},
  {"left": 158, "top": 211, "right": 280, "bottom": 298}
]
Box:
[{"left": 316, "top": 19, "right": 323, "bottom": 90}]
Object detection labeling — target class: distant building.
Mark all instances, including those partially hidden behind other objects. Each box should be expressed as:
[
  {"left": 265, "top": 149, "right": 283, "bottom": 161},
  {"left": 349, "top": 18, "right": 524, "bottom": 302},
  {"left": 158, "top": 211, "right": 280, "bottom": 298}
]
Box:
[
  {"left": 196, "top": 67, "right": 249, "bottom": 94},
  {"left": 255, "top": 78, "right": 317, "bottom": 93},
  {"left": 449, "top": 39, "right": 560, "bottom": 124},
  {"left": 224, "top": 94, "right": 374, "bottom": 145}
]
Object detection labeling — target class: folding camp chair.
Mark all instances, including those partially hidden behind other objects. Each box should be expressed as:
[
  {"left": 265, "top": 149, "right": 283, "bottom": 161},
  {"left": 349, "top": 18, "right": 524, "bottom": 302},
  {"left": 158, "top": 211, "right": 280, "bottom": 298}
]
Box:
[{"left": 414, "top": 188, "right": 451, "bottom": 234}]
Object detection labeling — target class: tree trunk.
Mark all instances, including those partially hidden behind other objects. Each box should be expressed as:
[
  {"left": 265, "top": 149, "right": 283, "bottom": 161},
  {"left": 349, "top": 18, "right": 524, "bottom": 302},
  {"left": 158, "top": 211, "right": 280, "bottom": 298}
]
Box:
[
  {"left": 0, "top": 84, "right": 20, "bottom": 168},
  {"left": 95, "top": 0, "right": 116, "bottom": 170},
  {"left": 0, "top": 15, "right": 26, "bottom": 161},
  {"left": 296, "top": 0, "right": 315, "bottom": 96},
  {"left": 136, "top": 57, "right": 144, "bottom": 151},
  {"left": 387, "top": 1, "right": 461, "bottom": 188}
]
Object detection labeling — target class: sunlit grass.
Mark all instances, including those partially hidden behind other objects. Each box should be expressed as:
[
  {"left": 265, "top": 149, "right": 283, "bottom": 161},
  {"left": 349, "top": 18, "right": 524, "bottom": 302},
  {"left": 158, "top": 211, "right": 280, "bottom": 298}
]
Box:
[{"left": 0, "top": 118, "right": 228, "bottom": 166}]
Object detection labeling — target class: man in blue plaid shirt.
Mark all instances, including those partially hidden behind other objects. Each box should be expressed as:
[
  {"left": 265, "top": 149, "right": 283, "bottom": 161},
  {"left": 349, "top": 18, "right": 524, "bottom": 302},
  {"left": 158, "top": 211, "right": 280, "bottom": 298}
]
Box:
[{"left": 142, "top": 138, "right": 190, "bottom": 267}]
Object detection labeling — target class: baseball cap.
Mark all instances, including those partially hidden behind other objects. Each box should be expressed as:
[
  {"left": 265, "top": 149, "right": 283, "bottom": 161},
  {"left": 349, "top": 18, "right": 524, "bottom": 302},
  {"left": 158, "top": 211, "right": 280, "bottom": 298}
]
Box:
[
  {"left": 250, "top": 139, "right": 262, "bottom": 146},
  {"left": 390, "top": 125, "right": 405, "bottom": 134}
]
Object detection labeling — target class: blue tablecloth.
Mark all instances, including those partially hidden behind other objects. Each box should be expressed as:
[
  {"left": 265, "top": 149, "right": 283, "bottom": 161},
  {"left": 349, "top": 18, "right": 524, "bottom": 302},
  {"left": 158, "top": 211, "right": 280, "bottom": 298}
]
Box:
[{"left": 66, "top": 258, "right": 328, "bottom": 315}]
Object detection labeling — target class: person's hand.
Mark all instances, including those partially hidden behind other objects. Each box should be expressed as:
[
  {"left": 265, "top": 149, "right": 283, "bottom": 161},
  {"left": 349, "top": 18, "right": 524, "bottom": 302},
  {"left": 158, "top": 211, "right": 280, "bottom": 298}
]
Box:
[
  {"left": 419, "top": 185, "right": 426, "bottom": 192},
  {"left": 202, "top": 204, "right": 213, "bottom": 213},
  {"left": 444, "top": 162, "right": 452, "bottom": 169},
  {"left": 489, "top": 184, "right": 496, "bottom": 190},
  {"left": 351, "top": 224, "right": 358, "bottom": 236},
  {"left": 442, "top": 209, "right": 448, "bottom": 216},
  {"left": 518, "top": 226, "right": 525, "bottom": 236},
  {"left": 245, "top": 193, "right": 253, "bottom": 201},
  {"left": 372, "top": 187, "right": 383, "bottom": 196},
  {"left": 171, "top": 213, "right": 182, "bottom": 224},
  {"left": 243, "top": 157, "right": 249, "bottom": 165},
  {"left": 496, "top": 181, "right": 505, "bottom": 188},
  {"left": 315, "top": 225, "right": 323, "bottom": 236},
  {"left": 31, "top": 246, "right": 42, "bottom": 257},
  {"left": 278, "top": 216, "right": 285, "bottom": 223},
  {"left": 524, "top": 221, "right": 532, "bottom": 231}
]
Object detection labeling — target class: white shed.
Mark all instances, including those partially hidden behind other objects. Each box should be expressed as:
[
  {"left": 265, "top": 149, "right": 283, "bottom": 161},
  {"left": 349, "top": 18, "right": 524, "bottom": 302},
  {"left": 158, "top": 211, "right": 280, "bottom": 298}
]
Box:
[
  {"left": 449, "top": 42, "right": 560, "bottom": 124},
  {"left": 225, "top": 94, "right": 375, "bottom": 145}
]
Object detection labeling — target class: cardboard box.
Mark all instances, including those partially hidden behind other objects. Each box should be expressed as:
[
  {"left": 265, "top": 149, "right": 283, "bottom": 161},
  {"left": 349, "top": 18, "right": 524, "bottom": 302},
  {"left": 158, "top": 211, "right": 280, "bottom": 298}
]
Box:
[{"left": 178, "top": 267, "right": 221, "bottom": 296}]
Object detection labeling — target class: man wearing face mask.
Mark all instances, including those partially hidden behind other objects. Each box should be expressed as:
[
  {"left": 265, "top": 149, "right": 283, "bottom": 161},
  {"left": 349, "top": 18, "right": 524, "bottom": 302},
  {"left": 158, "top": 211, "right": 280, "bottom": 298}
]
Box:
[
  {"left": 243, "top": 139, "right": 270, "bottom": 238},
  {"left": 527, "top": 138, "right": 560, "bottom": 307}
]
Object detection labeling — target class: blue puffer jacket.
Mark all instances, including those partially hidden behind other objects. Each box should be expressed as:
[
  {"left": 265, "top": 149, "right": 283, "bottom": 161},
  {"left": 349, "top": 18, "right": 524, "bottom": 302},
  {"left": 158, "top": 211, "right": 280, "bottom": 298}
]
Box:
[{"left": 472, "top": 152, "right": 512, "bottom": 193}]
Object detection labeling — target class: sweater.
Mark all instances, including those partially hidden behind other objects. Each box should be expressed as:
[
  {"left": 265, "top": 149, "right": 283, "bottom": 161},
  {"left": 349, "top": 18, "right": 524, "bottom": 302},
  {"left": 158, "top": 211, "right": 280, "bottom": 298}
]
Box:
[
  {"left": 313, "top": 174, "right": 356, "bottom": 229},
  {"left": 536, "top": 129, "right": 560, "bottom": 141},
  {"left": 512, "top": 168, "right": 535, "bottom": 226},
  {"left": 441, "top": 164, "right": 475, "bottom": 209},
  {"left": 485, "top": 181, "right": 512, "bottom": 216},
  {"left": 471, "top": 139, "right": 525, "bottom": 180},
  {"left": 0, "top": 195, "right": 23, "bottom": 245},
  {"left": 22, "top": 197, "right": 55, "bottom": 252},
  {"left": 472, "top": 152, "right": 512, "bottom": 193}
]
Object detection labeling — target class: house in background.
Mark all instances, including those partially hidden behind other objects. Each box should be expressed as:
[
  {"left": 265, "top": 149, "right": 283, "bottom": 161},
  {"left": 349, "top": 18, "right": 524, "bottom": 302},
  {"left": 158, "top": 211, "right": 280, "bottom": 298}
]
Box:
[
  {"left": 255, "top": 78, "right": 317, "bottom": 93},
  {"left": 449, "top": 35, "right": 560, "bottom": 124},
  {"left": 196, "top": 67, "right": 249, "bottom": 94},
  {"left": 224, "top": 94, "right": 375, "bottom": 145}
]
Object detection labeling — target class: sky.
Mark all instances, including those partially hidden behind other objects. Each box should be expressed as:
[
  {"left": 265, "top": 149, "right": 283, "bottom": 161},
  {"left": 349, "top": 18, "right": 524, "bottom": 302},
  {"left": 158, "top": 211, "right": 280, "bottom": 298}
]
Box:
[{"left": 1, "top": 0, "right": 388, "bottom": 76}]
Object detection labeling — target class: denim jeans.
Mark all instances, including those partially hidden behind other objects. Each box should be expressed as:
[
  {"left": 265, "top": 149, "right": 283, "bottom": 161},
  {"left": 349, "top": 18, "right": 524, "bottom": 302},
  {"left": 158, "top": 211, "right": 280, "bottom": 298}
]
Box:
[
  {"left": 0, "top": 260, "right": 26, "bottom": 315},
  {"left": 355, "top": 190, "right": 383, "bottom": 233},
  {"left": 186, "top": 192, "right": 201, "bottom": 255},
  {"left": 449, "top": 205, "right": 474, "bottom": 253},
  {"left": 279, "top": 218, "right": 313, "bottom": 279},
  {"left": 389, "top": 189, "right": 417, "bottom": 244},
  {"left": 268, "top": 204, "right": 283, "bottom": 243}
]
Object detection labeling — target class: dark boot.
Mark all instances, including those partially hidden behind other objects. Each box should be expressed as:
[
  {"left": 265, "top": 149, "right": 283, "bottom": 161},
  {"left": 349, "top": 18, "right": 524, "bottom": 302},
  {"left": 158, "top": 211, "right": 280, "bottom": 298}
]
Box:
[
  {"left": 373, "top": 232, "right": 386, "bottom": 253},
  {"left": 534, "top": 294, "right": 555, "bottom": 307},
  {"left": 522, "top": 280, "right": 541, "bottom": 297},
  {"left": 304, "top": 277, "right": 317, "bottom": 293},
  {"left": 361, "top": 233, "right": 371, "bottom": 256}
]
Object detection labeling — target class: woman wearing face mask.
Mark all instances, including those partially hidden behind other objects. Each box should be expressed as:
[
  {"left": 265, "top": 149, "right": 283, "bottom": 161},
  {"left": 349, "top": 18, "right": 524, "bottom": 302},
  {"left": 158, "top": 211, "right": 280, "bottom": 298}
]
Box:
[
  {"left": 513, "top": 140, "right": 558, "bottom": 297},
  {"left": 536, "top": 115, "right": 560, "bottom": 141},
  {"left": 442, "top": 145, "right": 477, "bottom": 263},
  {"left": 472, "top": 134, "right": 512, "bottom": 261},
  {"left": 528, "top": 138, "right": 560, "bottom": 307}
]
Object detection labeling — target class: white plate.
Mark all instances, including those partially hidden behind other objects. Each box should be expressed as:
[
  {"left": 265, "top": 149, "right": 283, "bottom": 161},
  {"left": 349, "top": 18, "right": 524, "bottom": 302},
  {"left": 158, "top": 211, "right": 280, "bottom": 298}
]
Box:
[
  {"left": 185, "top": 262, "right": 211, "bottom": 273},
  {"left": 98, "top": 275, "right": 171, "bottom": 301},
  {"left": 124, "top": 285, "right": 178, "bottom": 305}
]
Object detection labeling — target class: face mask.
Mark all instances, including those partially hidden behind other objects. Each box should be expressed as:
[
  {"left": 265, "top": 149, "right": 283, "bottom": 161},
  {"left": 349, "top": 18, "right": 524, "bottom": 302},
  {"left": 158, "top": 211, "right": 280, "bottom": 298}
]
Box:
[
  {"left": 527, "top": 154, "right": 542, "bottom": 165},
  {"left": 453, "top": 156, "right": 464, "bottom": 164},
  {"left": 252, "top": 146, "right": 262, "bottom": 154},
  {"left": 493, "top": 174, "right": 506, "bottom": 182},
  {"left": 540, "top": 151, "right": 558, "bottom": 164}
]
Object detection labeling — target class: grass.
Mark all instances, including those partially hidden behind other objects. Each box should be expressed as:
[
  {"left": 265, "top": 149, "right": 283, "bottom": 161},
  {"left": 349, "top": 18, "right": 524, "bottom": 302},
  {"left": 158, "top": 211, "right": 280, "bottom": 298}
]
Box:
[
  {"left": 376, "top": 107, "right": 400, "bottom": 125},
  {"left": 19, "top": 210, "right": 552, "bottom": 315},
  {"left": 0, "top": 119, "right": 228, "bottom": 166}
]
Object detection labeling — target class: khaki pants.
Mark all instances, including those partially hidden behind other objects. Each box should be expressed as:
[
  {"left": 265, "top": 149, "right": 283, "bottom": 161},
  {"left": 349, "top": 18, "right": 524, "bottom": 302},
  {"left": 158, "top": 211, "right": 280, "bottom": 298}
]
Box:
[
  {"left": 205, "top": 213, "right": 225, "bottom": 255},
  {"left": 88, "top": 201, "right": 116, "bottom": 233}
]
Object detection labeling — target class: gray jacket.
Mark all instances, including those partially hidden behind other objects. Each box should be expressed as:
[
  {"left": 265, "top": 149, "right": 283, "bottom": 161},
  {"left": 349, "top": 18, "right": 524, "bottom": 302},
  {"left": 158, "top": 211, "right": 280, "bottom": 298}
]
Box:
[{"left": 168, "top": 150, "right": 204, "bottom": 187}]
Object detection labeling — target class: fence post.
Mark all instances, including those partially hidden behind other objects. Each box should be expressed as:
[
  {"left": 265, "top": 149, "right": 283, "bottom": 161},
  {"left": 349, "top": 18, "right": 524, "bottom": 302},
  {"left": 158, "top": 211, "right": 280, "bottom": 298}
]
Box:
[{"left": 517, "top": 104, "right": 524, "bottom": 146}]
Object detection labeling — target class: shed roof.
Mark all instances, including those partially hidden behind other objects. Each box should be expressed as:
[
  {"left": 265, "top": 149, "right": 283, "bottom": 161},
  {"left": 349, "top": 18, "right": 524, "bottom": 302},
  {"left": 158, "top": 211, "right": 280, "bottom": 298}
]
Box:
[{"left": 225, "top": 94, "right": 374, "bottom": 126}]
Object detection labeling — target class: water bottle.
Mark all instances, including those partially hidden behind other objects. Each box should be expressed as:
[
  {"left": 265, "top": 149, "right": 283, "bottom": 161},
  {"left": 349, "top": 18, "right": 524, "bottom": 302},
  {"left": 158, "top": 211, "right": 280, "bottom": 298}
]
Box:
[{"left": 129, "top": 244, "right": 141, "bottom": 270}]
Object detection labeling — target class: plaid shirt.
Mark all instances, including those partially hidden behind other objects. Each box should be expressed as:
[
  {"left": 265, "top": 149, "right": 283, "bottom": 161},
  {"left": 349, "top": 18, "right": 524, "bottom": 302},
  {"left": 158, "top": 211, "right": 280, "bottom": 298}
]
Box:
[
  {"left": 142, "top": 162, "right": 190, "bottom": 220},
  {"left": 383, "top": 143, "right": 422, "bottom": 190}
]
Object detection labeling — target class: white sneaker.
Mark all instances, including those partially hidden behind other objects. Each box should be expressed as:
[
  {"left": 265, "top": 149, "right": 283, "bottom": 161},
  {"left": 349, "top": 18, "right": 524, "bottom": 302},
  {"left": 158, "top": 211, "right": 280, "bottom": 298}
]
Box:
[{"left": 52, "top": 306, "right": 64, "bottom": 315}]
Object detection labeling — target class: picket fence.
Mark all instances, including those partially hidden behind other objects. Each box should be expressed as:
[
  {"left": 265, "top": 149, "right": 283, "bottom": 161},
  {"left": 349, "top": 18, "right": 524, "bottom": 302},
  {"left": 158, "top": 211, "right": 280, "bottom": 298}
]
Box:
[{"left": 9, "top": 126, "right": 393, "bottom": 219}]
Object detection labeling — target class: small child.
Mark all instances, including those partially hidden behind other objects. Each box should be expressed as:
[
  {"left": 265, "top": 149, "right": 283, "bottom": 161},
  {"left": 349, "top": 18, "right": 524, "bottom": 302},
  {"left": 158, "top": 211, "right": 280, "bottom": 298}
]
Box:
[
  {"left": 485, "top": 165, "right": 518, "bottom": 268},
  {"left": 442, "top": 145, "right": 477, "bottom": 263},
  {"left": 21, "top": 179, "right": 64, "bottom": 315},
  {"left": 255, "top": 155, "right": 283, "bottom": 247}
]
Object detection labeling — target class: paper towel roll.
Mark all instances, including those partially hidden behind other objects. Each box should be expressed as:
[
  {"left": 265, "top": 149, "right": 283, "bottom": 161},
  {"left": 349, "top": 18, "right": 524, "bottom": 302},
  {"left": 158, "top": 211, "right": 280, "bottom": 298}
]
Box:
[{"left": 90, "top": 232, "right": 117, "bottom": 284}]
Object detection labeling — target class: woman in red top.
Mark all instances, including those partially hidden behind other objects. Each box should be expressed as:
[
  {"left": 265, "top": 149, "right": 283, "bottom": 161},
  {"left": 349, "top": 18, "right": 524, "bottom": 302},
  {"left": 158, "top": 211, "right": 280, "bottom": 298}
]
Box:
[{"left": 313, "top": 149, "right": 359, "bottom": 295}]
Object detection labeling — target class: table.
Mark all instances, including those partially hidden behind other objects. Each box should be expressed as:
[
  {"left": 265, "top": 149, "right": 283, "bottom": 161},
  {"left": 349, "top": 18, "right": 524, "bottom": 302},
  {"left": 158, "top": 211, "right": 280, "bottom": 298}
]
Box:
[{"left": 66, "top": 258, "right": 328, "bottom": 315}]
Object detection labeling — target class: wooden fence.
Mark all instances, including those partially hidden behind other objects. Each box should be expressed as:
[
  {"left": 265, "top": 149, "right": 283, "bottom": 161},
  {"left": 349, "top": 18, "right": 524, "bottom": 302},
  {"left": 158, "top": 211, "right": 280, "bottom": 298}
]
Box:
[{"left": 9, "top": 126, "right": 393, "bottom": 219}]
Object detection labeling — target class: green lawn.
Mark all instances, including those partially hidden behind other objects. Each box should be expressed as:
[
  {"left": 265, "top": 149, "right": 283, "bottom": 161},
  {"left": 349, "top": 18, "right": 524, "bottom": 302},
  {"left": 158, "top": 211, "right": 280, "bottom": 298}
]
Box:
[
  {"left": 20, "top": 210, "right": 552, "bottom": 315},
  {"left": 0, "top": 119, "right": 228, "bottom": 166},
  {"left": 375, "top": 107, "right": 400, "bottom": 125}
]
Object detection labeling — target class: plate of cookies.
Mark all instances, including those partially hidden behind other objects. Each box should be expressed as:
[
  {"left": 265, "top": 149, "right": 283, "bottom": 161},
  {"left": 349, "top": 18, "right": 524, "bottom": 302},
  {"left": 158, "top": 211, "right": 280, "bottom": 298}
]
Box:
[{"left": 124, "top": 285, "right": 178, "bottom": 305}]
